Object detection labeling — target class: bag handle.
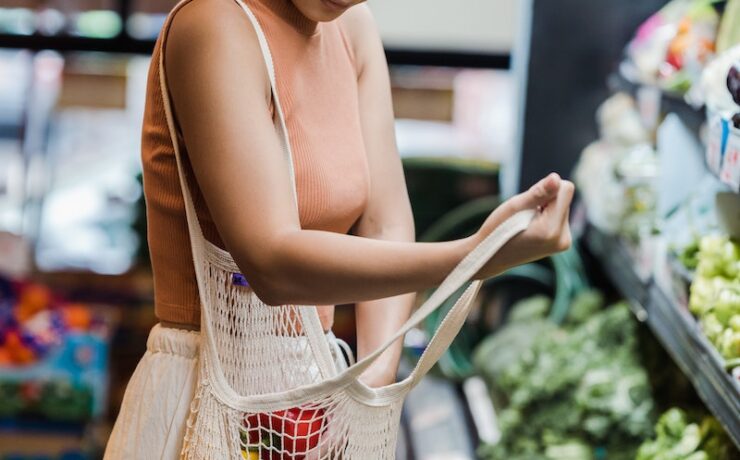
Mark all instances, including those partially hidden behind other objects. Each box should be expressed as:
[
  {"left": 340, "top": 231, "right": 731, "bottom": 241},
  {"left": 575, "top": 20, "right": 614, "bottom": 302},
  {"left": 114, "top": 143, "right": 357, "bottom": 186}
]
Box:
[
  {"left": 157, "top": 0, "right": 339, "bottom": 379},
  {"left": 343, "top": 209, "right": 534, "bottom": 380},
  {"left": 203, "top": 209, "right": 534, "bottom": 411},
  {"left": 408, "top": 280, "right": 481, "bottom": 385}
]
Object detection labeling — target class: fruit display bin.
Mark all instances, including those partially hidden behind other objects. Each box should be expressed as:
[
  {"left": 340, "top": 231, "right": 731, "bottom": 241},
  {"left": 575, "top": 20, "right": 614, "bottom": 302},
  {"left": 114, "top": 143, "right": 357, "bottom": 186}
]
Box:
[{"left": 0, "top": 327, "right": 112, "bottom": 423}]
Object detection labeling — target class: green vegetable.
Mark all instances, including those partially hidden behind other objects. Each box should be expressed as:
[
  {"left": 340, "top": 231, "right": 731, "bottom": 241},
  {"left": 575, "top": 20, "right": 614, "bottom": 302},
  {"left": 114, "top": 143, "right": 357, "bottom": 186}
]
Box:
[
  {"left": 656, "top": 408, "right": 688, "bottom": 439},
  {"left": 695, "top": 235, "right": 740, "bottom": 280},
  {"left": 688, "top": 234, "right": 740, "bottom": 361},
  {"left": 565, "top": 289, "right": 604, "bottom": 325},
  {"left": 677, "top": 239, "right": 700, "bottom": 271},
  {"left": 717, "top": 0, "right": 740, "bottom": 52},
  {"left": 472, "top": 319, "right": 555, "bottom": 385},
  {"left": 507, "top": 295, "right": 552, "bottom": 323},
  {"left": 730, "top": 315, "right": 740, "bottom": 332},
  {"left": 544, "top": 441, "right": 593, "bottom": 460},
  {"left": 636, "top": 408, "right": 737, "bottom": 460},
  {"left": 476, "top": 299, "right": 655, "bottom": 459}
]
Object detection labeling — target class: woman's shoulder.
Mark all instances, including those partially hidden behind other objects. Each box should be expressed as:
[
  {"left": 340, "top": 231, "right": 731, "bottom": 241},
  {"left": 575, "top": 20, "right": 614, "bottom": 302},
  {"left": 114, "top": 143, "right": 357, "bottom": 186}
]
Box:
[
  {"left": 163, "top": 0, "right": 270, "bottom": 98},
  {"left": 336, "top": 4, "right": 383, "bottom": 74},
  {"left": 166, "top": 0, "right": 261, "bottom": 52},
  {"left": 337, "top": 3, "right": 376, "bottom": 36}
]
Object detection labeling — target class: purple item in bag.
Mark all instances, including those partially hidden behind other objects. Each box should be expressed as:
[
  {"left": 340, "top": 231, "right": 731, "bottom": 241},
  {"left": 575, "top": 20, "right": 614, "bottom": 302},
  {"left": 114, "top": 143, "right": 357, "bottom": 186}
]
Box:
[{"left": 231, "top": 273, "right": 249, "bottom": 287}]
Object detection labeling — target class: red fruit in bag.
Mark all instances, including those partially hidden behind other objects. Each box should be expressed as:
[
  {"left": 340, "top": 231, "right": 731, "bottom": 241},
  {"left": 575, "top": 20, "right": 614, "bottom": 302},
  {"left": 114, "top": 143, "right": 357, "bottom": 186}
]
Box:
[
  {"left": 243, "top": 413, "right": 262, "bottom": 446},
  {"left": 258, "top": 407, "right": 326, "bottom": 458},
  {"left": 260, "top": 449, "right": 286, "bottom": 460}
]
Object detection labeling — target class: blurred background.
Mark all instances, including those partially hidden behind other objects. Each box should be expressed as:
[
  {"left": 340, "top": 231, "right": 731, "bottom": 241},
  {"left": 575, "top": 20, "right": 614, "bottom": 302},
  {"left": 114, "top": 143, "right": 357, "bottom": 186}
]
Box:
[{"left": 0, "top": 0, "right": 738, "bottom": 459}]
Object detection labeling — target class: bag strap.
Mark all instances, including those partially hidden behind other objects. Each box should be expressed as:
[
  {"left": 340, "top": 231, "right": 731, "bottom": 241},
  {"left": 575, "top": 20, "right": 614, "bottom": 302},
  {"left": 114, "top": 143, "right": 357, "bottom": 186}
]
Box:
[
  {"left": 229, "top": 0, "right": 339, "bottom": 381},
  {"left": 157, "top": 0, "right": 338, "bottom": 379},
  {"left": 408, "top": 280, "right": 481, "bottom": 385},
  {"left": 343, "top": 209, "right": 534, "bottom": 380}
]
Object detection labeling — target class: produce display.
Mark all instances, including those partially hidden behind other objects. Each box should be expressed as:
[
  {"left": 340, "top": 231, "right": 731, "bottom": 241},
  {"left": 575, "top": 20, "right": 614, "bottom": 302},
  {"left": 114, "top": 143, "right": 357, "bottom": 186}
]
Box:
[
  {"left": 697, "top": 45, "right": 740, "bottom": 115},
  {"left": 624, "top": 0, "right": 721, "bottom": 94},
  {"left": 573, "top": 0, "right": 740, "bottom": 451},
  {"left": 474, "top": 291, "right": 656, "bottom": 460},
  {"left": 688, "top": 234, "right": 740, "bottom": 368},
  {"left": 693, "top": 44, "right": 740, "bottom": 189},
  {"left": 574, "top": 93, "right": 656, "bottom": 239},
  {"left": 0, "top": 275, "right": 112, "bottom": 421},
  {"left": 0, "top": 280, "right": 98, "bottom": 366},
  {"left": 636, "top": 408, "right": 737, "bottom": 459}
]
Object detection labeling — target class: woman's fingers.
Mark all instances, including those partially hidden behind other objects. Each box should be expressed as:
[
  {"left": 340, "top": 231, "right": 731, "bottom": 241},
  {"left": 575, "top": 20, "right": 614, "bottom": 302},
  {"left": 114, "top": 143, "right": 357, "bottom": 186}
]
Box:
[
  {"left": 530, "top": 179, "right": 573, "bottom": 249},
  {"left": 546, "top": 180, "right": 574, "bottom": 250},
  {"left": 554, "top": 180, "right": 575, "bottom": 227},
  {"left": 513, "top": 173, "right": 562, "bottom": 211}
]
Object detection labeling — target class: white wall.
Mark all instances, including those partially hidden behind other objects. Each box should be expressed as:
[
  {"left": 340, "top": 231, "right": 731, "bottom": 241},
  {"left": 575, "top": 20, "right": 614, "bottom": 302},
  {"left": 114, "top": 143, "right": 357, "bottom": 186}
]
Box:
[{"left": 367, "top": 0, "right": 519, "bottom": 53}]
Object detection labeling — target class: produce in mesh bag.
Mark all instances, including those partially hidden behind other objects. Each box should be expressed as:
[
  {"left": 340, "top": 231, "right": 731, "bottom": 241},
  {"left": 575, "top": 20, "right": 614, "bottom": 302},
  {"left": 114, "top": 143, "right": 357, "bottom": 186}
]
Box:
[
  {"left": 475, "top": 292, "right": 656, "bottom": 459},
  {"left": 636, "top": 408, "right": 737, "bottom": 459}
]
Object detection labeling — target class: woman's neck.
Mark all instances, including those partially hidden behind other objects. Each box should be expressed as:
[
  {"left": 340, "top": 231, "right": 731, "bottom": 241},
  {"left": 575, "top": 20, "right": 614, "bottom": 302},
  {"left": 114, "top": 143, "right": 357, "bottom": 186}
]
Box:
[{"left": 256, "top": 0, "right": 319, "bottom": 36}]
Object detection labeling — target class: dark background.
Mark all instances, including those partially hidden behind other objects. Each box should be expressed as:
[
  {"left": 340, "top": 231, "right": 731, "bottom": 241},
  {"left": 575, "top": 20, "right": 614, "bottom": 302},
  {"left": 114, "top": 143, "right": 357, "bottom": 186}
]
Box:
[{"left": 516, "top": 0, "right": 669, "bottom": 191}]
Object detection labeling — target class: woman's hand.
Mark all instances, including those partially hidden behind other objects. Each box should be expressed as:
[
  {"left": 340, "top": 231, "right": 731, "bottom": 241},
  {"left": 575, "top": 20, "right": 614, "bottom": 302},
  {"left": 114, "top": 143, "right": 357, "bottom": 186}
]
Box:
[{"left": 472, "top": 173, "right": 575, "bottom": 280}]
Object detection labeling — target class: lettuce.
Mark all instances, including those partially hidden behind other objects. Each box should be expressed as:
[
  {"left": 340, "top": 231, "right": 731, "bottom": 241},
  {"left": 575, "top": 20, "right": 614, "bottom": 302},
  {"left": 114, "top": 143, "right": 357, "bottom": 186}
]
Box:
[
  {"left": 636, "top": 409, "right": 736, "bottom": 460},
  {"left": 688, "top": 234, "right": 740, "bottom": 361}
]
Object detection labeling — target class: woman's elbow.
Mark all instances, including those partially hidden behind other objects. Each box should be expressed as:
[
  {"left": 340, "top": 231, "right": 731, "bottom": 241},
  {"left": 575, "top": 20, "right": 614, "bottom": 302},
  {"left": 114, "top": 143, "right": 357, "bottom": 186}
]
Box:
[
  {"left": 239, "top": 261, "right": 300, "bottom": 306},
  {"left": 244, "top": 270, "right": 289, "bottom": 306},
  {"left": 252, "top": 287, "right": 286, "bottom": 306},
  {"left": 230, "top": 230, "right": 309, "bottom": 306}
]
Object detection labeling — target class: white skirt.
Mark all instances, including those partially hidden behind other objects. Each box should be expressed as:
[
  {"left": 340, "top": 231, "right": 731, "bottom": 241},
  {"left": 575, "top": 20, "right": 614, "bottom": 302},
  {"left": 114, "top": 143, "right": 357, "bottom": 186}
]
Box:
[{"left": 104, "top": 323, "right": 350, "bottom": 460}]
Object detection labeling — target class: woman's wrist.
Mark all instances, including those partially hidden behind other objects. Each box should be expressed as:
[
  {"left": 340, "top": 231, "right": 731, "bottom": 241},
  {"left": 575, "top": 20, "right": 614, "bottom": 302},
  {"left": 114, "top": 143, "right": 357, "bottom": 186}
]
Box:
[
  {"left": 359, "top": 355, "right": 400, "bottom": 388},
  {"left": 433, "top": 235, "right": 481, "bottom": 285}
]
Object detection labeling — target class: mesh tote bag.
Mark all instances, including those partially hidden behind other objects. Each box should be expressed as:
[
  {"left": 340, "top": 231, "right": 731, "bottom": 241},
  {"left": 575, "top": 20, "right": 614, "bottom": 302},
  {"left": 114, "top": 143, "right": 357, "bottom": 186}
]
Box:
[{"left": 158, "top": 1, "right": 535, "bottom": 458}]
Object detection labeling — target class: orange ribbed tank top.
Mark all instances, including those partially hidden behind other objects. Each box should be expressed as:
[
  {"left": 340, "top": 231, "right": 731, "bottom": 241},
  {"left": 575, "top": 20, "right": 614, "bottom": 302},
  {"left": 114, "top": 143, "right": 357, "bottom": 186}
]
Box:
[{"left": 142, "top": 0, "right": 370, "bottom": 326}]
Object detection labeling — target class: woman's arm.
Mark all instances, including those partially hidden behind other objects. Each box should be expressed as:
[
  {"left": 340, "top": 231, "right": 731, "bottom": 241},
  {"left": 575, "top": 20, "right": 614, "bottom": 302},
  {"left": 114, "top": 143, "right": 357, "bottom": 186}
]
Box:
[{"left": 165, "top": 0, "right": 572, "bottom": 308}]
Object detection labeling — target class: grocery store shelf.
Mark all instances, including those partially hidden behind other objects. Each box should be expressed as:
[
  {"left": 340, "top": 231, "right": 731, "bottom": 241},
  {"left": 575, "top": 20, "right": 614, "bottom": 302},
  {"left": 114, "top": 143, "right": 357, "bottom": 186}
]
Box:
[
  {"left": 608, "top": 71, "right": 740, "bottom": 196},
  {"left": 583, "top": 225, "right": 740, "bottom": 448},
  {"left": 607, "top": 71, "right": 705, "bottom": 136},
  {"left": 582, "top": 225, "right": 650, "bottom": 315}
]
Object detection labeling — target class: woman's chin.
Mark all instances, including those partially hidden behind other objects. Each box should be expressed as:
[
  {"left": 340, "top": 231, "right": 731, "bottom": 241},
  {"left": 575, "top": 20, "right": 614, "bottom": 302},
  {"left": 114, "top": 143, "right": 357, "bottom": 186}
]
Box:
[{"left": 293, "top": 0, "right": 357, "bottom": 22}]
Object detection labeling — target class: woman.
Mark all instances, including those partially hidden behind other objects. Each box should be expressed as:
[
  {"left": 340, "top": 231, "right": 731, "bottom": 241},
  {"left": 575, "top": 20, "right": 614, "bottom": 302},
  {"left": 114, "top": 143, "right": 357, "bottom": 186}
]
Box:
[{"left": 105, "top": 0, "right": 574, "bottom": 458}]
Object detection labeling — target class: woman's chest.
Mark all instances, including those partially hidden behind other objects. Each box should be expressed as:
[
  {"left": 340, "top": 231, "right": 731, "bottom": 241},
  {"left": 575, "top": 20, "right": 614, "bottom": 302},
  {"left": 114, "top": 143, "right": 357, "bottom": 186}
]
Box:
[{"left": 272, "top": 33, "right": 370, "bottom": 234}]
